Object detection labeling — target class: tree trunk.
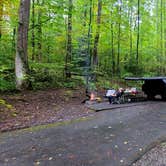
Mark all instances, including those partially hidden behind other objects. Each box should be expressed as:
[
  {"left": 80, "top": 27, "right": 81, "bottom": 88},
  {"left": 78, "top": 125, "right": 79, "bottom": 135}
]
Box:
[
  {"left": 31, "top": 0, "right": 35, "bottom": 61},
  {"left": 136, "top": 0, "right": 140, "bottom": 65},
  {"left": 47, "top": 45, "right": 50, "bottom": 63},
  {"left": 92, "top": 0, "right": 102, "bottom": 67},
  {"left": 110, "top": 10, "right": 115, "bottom": 75},
  {"left": 85, "top": 0, "right": 92, "bottom": 94},
  {"left": 83, "top": 3, "right": 87, "bottom": 27},
  {"left": 129, "top": 2, "right": 133, "bottom": 63},
  {"left": 0, "top": 1, "right": 3, "bottom": 39},
  {"left": 164, "top": 0, "right": 166, "bottom": 71},
  {"left": 117, "top": 0, "right": 122, "bottom": 76},
  {"left": 65, "top": 0, "right": 73, "bottom": 78},
  {"left": 160, "top": 0, "right": 164, "bottom": 73},
  {"left": 36, "top": 0, "right": 42, "bottom": 62},
  {"left": 160, "top": 0, "right": 163, "bottom": 52},
  {"left": 12, "top": 28, "right": 16, "bottom": 56},
  {"left": 87, "top": 0, "right": 92, "bottom": 65},
  {"left": 15, "top": 0, "right": 31, "bottom": 90},
  {"left": 156, "top": 0, "right": 161, "bottom": 74}
]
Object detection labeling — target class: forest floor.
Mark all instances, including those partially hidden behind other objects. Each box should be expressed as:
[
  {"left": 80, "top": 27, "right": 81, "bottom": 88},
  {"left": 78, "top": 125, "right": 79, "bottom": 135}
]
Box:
[{"left": 0, "top": 88, "right": 96, "bottom": 132}]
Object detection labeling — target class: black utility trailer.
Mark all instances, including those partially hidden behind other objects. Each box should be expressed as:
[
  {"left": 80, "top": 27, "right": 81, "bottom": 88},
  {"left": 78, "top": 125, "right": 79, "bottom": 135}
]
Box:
[{"left": 125, "top": 77, "right": 166, "bottom": 100}]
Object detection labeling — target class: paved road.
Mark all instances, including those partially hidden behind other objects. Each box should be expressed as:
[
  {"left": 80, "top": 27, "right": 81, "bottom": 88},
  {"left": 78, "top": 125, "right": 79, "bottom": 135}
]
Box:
[{"left": 0, "top": 102, "right": 166, "bottom": 166}]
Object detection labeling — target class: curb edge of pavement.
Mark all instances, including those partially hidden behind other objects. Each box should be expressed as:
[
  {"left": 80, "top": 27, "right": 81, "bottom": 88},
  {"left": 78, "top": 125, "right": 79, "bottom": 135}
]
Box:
[
  {"left": 0, "top": 116, "right": 95, "bottom": 136},
  {"left": 129, "top": 136, "right": 166, "bottom": 166}
]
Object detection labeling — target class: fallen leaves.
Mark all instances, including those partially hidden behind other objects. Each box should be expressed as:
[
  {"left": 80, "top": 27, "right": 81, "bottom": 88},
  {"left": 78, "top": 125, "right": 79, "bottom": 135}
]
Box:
[
  {"left": 120, "top": 159, "right": 124, "bottom": 163},
  {"left": 93, "top": 125, "right": 98, "bottom": 129},
  {"left": 0, "top": 88, "right": 95, "bottom": 132},
  {"left": 139, "top": 148, "right": 143, "bottom": 151},
  {"left": 124, "top": 141, "right": 128, "bottom": 145},
  {"left": 48, "top": 157, "right": 53, "bottom": 160}
]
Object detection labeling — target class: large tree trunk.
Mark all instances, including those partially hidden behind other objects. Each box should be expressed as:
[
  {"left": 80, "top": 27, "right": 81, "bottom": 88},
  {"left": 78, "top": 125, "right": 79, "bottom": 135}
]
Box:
[
  {"left": 92, "top": 0, "right": 102, "bottom": 81},
  {"left": 65, "top": 0, "right": 73, "bottom": 78},
  {"left": 85, "top": 0, "right": 92, "bottom": 94},
  {"left": 15, "top": 0, "right": 31, "bottom": 90}
]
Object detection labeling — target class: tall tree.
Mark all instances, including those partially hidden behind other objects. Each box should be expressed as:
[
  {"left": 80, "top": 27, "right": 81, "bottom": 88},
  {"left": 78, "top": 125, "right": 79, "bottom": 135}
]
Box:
[
  {"left": 15, "top": 0, "right": 31, "bottom": 90},
  {"left": 129, "top": 1, "right": 133, "bottom": 63},
  {"left": 160, "top": 0, "right": 165, "bottom": 73},
  {"left": 117, "top": 0, "right": 122, "bottom": 76},
  {"left": 164, "top": 0, "right": 166, "bottom": 67},
  {"left": 12, "top": 28, "right": 16, "bottom": 55},
  {"left": 87, "top": 0, "right": 92, "bottom": 63},
  {"left": 85, "top": 0, "right": 93, "bottom": 94},
  {"left": 110, "top": 9, "right": 115, "bottom": 75},
  {"left": 92, "top": 0, "right": 102, "bottom": 67},
  {"left": 65, "top": 0, "right": 73, "bottom": 78},
  {"left": 36, "top": 0, "right": 43, "bottom": 62},
  {"left": 156, "top": 0, "right": 160, "bottom": 73},
  {"left": 136, "top": 0, "right": 140, "bottom": 65},
  {"left": 31, "top": 0, "right": 35, "bottom": 61}
]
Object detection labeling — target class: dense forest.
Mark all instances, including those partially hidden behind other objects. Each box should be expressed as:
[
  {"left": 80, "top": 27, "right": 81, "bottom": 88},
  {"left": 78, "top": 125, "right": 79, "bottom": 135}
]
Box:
[{"left": 0, "top": 0, "right": 166, "bottom": 92}]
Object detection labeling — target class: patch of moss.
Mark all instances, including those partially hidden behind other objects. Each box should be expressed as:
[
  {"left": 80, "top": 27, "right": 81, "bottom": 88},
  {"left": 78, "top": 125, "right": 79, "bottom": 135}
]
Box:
[
  {"left": 0, "top": 99, "right": 15, "bottom": 111},
  {"left": 0, "top": 99, "right": 6, "bottom": 105},
  {"left": 63, "top": 90, "right": 74, "bottom": 101},
  {"left": 161, "top": 142, "right": 166, "bottom": 147},
  {"left": 17, "top": 116, "right": 95, "bottom": 134},
  {"left": 64, "top": 90, "right": 73, "bottom": 97},
  {"left": 0, "top": 98, "right": 18, "bottom": 121}
]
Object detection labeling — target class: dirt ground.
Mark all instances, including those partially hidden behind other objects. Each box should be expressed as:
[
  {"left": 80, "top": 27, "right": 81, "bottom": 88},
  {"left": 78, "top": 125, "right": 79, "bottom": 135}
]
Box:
[{"left": 0, "top": 88, "right": 96, "bottom": 132}]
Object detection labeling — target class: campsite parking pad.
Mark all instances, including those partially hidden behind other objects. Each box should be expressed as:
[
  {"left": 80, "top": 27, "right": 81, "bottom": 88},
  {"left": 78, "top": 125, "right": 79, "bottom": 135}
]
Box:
[{"left": 0, "top": 101, "right": 166, "bottom": 166}]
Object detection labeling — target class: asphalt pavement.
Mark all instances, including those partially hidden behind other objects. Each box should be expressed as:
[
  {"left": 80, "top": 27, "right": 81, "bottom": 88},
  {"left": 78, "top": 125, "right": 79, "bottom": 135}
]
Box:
[{"left": 0, "top": 101, "right": 166, "bottom": 166}]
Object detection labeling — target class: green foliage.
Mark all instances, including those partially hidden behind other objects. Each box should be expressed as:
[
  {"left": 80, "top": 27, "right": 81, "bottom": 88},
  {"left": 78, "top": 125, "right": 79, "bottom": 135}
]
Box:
[
  {"left": 63, "top": 81, "right": 77, "bottom": 88},
  {"left": 123, "top": 57, "right": 144, "bottom": 77},
  {"left": 96, "top": 79, "right": 110, "bottom": 89},
  {"left": 30, "top": 62, "right": 64, "bottom": 89},
  {"left": 0, "top": 66, "right": 15, "bottom": 91},
  {"left": 29, "top": 63, "right": 85, "bottom": 89},
  {"left": 1, "top": 0, "right": 166, "bottom": 92},
  {"left": 0, "top": 79, "right": 15, "bottom": 91}
]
